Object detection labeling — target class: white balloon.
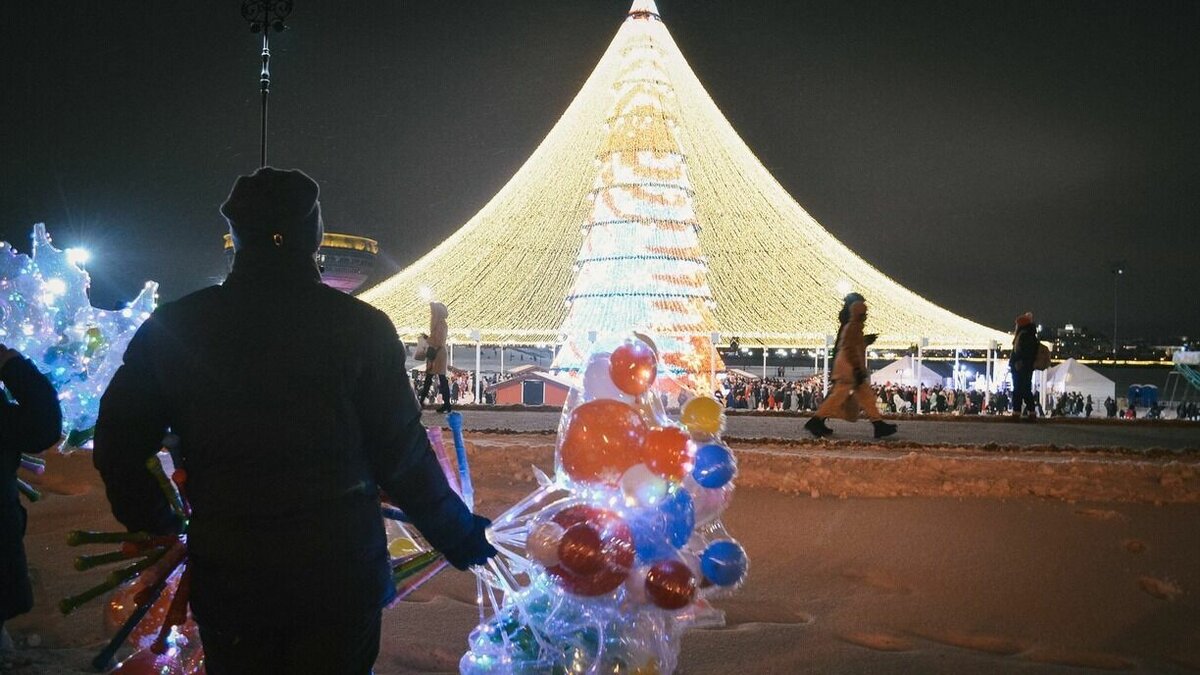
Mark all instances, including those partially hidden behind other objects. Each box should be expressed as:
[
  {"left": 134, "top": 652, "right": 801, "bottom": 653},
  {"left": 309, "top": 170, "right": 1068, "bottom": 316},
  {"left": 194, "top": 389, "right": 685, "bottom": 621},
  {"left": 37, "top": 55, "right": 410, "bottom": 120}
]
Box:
[
  {"left": 619, "top": 463, "right": 668, "bottom": 506},
  {"left": 688, "top": 477, "right": 734, "bottom": 526},
  {"left": 526, "top": 521, "right": 565, "bottom": 568},
  {"left": 624, "top": 565, "right": 651, "bottom": 605}
]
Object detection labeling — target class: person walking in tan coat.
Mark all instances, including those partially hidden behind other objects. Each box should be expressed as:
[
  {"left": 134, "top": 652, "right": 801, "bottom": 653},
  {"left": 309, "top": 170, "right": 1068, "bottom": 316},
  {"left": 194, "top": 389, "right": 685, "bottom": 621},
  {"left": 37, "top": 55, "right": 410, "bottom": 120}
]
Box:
[
  {"left": 419, "top": 302, "right": 452, "bottom": 413},
  {"left": 805, "top": 294, "right": 898, "bottom": 439}
]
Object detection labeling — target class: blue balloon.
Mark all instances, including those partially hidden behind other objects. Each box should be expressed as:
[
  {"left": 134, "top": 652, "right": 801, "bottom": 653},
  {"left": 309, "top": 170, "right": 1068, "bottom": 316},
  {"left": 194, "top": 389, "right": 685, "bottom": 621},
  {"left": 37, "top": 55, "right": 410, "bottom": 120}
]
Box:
[
  {"left": 629, "top": 508, "right": 672, "bottom": 561},
  {"left": 630, "top": 489, "right": 697, "bottom": 560},
  {"left": 700, "top": 540, "right": 748, "bottom": 587},
  {"left": 662, "top": 488, "right": 694, "bottom": 548},
  {"left": 692, "top": 443, "right": 736, "bottom": 488}
]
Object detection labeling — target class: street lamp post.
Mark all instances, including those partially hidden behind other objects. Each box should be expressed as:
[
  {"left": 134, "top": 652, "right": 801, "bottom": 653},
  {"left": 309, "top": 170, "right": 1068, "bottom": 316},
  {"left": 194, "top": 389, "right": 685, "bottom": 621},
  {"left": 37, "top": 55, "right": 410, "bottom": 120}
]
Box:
[
  {"left": 1111, "top": 262, "right": 1125, "bottom": 357},
  {"left": 240, "top": 0, "right": 293, "bottom": 168}
]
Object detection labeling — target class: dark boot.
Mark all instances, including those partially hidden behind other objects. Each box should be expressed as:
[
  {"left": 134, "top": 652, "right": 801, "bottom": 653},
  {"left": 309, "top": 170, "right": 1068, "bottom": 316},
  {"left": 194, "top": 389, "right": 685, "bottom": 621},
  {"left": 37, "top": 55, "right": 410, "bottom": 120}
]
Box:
[
  {"left": 872, "top": 420, "right": 898, "bottom": 438},
  {"left": 804, "top": 416, "right": 832, "bottom": 438}
]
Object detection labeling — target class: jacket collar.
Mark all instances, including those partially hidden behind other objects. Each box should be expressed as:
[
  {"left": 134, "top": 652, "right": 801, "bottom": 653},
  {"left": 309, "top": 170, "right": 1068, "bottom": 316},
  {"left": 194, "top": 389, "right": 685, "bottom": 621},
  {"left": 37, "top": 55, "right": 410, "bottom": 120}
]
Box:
[{"left": 224, "top": 247, "right": 322, "bottom": 289}]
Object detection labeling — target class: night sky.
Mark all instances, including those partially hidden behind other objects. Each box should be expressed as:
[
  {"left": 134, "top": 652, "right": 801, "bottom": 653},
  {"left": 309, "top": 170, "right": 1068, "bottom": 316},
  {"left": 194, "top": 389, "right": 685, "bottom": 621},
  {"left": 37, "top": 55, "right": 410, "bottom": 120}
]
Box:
[{"left": 2, "top": 1, "right": 1197, "bottom": 339}]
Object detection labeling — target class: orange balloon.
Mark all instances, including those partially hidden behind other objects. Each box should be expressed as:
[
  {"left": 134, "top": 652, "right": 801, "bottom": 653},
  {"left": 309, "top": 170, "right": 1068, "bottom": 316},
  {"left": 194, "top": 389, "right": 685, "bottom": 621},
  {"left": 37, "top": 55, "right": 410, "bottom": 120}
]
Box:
[
  {"left": 642, "top": 427, "right": 691, "bottom": 481},
  {"left": 560, "top": 399, "right": 647, "bottom": 483},
  {"left": 610, "top": 342, "right": 657, "bottom": 396}
]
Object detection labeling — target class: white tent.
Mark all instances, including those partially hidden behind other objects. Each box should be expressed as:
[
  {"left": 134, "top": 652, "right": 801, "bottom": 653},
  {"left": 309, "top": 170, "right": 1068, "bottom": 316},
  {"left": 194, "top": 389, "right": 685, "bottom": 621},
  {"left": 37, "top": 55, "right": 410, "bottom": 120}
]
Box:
[
  {"left": 871, "top": 356, "right": 944, "bottom": 388},
  {"left": 1044, "top": 358, "right": 1115, "bottom": 403}
]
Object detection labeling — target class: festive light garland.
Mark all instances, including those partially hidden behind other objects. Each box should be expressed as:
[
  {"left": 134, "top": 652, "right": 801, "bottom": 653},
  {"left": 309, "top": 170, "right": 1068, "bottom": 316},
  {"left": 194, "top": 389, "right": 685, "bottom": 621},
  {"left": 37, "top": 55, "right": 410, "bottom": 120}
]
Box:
[{"left": 360, "top": 0, "right": 1007, "bottom": 350}]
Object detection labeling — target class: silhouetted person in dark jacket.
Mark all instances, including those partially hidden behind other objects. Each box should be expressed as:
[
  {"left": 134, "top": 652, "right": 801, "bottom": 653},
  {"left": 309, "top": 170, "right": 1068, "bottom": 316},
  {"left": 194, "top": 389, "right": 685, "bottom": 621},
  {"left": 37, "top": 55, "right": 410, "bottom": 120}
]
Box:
[
  {"left": 1009, "top": 312, "right": 1039, "bottom": 419},
  {"left": 0, "top": 346, "right": 61, "bottom": 642},
  {"left": 94, "top": 168, "right": 496, "bottom": 674}
]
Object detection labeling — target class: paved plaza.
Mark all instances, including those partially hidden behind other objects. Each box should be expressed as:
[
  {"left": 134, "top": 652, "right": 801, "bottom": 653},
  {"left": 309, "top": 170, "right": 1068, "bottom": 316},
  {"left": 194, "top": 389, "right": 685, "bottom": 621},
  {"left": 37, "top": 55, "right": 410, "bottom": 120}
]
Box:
[{"left": 429, "top": 408, "right": 1200, "bottom": 452}]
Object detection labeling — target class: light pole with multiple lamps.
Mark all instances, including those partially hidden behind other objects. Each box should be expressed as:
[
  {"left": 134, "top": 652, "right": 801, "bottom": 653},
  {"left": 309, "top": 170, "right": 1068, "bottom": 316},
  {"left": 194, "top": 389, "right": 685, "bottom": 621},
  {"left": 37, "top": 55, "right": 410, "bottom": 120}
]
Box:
[{"left": 240, "top": 0, "right": 293, "bottom": 168}]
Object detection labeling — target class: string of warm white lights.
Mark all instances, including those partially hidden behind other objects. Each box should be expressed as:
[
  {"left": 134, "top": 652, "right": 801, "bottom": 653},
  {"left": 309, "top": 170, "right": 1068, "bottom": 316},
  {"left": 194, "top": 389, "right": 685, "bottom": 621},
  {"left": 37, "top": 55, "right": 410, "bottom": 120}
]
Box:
[
  {"left": 552, "top": 25, "right": 720, "bottom": 390},
  {"left": 359, "top": 0, "right": 1008, "bottom": 350}
]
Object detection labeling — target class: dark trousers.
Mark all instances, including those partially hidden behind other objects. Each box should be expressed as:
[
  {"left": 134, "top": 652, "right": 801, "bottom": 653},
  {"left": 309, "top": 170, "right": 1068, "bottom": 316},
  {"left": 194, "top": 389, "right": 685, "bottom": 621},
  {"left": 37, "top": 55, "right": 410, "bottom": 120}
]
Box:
[
  {"left": 420, "top": 373, "right": 450, "bottom": 406},
  {"left": 199, "top": 611, "right": 381, "bottom": 675},
  {"left": 0, "top": 501, "right": 32, "bottom": 623},
  {"left": 1011, "top": 368, "right": 1037, "bottom": 416}
]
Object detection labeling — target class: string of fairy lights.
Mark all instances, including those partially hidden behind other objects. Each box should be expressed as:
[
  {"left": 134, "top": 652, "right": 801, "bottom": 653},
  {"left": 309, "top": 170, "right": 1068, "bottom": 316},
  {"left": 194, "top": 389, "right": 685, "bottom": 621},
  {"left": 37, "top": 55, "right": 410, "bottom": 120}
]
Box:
[{"left": 359, "top": 0, "right": 1008, "bottom": 349}]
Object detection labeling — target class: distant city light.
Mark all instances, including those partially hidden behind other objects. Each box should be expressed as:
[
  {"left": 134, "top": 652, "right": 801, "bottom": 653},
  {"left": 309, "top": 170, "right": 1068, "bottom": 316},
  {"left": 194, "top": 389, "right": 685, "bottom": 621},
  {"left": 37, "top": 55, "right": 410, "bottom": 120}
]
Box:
[{"left": 66, "top": 248, "right": 91, "bottom": 266}]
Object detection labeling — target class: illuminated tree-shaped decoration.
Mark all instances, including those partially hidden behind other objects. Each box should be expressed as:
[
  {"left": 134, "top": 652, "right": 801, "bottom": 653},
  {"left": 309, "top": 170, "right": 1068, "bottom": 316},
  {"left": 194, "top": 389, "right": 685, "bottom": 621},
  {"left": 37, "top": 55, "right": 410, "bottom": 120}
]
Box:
[
  {"left": 360, "top": 0, "right": 1008, "bottom": 350},
  {"left": 0, "top": 224, "right": 157, "bottom": 445},
  {"left": 552, "top": 11, "right": 722, "bottom": 392}
]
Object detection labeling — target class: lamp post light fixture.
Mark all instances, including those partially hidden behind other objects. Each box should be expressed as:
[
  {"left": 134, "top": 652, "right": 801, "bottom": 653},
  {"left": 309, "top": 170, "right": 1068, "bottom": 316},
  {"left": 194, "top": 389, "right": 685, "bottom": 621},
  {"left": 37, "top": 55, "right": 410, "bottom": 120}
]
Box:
[{"left": 240, "top": 0, "right": 293, "bottom": 168}]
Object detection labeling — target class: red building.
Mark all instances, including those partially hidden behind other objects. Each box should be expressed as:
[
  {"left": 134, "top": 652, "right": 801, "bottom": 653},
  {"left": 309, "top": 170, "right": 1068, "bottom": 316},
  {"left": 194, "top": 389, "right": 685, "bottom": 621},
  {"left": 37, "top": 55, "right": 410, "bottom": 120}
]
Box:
[{"left": 487, "top": 368, "right": 574, "bottom": 406}]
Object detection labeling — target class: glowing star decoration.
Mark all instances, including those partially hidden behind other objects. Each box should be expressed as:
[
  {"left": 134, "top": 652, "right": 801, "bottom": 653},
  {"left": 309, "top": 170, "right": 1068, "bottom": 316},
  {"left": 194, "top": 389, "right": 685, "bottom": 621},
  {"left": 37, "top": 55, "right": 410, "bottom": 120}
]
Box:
[
  {"left": 359, "top": 0, "right": 1008, "bottom": 351},
  {"left": 0, "top": 224, "right": 157, "bottom": 445},
  {"left": 461, "top": 331, "right": 746, "bottom": 674}
]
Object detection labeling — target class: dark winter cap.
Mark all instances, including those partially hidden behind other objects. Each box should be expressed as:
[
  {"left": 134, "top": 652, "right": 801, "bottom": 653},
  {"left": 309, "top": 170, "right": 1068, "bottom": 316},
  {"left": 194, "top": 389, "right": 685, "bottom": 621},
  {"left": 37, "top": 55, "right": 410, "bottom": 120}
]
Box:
[{"left": 221, "top": 167, "right": 322, "bottom": 254}]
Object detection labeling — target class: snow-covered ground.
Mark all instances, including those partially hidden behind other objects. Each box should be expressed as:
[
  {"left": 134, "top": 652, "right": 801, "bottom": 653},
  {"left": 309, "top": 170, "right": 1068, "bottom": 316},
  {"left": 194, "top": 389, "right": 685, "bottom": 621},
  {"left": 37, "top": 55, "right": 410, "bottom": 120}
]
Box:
[{"left": 7, "top": 427, "right": 1199, "bottom": 673}]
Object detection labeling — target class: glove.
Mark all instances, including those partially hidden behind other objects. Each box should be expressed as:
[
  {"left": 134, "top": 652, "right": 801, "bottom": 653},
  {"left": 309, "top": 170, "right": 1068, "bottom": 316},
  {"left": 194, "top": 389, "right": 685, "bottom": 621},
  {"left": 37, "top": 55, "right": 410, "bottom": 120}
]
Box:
[
  {"left": 863, "top": 333, "right": 879, "bottom": 347},
  {"left": 853, "top": 369, "right": 868, "bottom": 386},
  {"left": 440, "top": 514, "right": 499, "bottom": 570}
]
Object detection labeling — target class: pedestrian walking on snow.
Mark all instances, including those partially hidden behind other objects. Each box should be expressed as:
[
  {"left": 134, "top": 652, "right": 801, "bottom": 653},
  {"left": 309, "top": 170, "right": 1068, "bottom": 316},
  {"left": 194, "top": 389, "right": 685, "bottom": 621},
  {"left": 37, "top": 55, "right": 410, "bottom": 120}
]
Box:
[{"left": 805, "top": 294, "right": 897, "bottom": 439}]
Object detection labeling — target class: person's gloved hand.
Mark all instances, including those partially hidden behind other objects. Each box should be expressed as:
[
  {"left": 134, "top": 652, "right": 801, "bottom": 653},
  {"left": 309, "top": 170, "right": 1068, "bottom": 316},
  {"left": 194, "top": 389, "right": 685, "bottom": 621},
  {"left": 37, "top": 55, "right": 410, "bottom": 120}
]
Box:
[
  {"left": 853, "top": 368, "right": 868, "bottom": 386},
  {"left": 863, "top": 333, "right": 879, "bottom": 347},
  {"left": 441, "top": 514, "right": 499, "bottom": 570}
]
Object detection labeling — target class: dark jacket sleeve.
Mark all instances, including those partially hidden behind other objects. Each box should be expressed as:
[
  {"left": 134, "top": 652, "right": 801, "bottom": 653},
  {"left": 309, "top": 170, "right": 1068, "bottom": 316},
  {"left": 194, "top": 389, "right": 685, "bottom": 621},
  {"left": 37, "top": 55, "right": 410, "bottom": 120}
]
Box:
[
  {"left": 357, "top": 312, "right": 473, "bottom": 553},
  {"left": 0, "top": 357, "right": 63, "bottom": 455},
  {"left": 93, "top": 316, "right": 178, "bottom": 534},
  {"left": 1011, "top": 329, "right": 1039, "bottom": 369}
]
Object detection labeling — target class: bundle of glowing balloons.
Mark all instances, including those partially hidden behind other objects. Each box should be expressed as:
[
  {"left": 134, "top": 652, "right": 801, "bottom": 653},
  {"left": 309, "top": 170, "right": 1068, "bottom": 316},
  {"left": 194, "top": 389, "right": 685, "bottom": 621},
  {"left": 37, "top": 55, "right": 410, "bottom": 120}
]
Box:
[
  {"left": 462, "top": 336, "right": 747, "bottom": 674},
  {"left": 0, "top": 224, "right": 157, "bottom": 445}
]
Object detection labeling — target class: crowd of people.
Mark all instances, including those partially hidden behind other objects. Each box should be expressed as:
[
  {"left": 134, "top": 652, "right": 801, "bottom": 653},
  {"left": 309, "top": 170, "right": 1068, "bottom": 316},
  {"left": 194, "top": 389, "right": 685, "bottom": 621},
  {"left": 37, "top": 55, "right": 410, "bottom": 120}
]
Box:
[{"left": 415, "top": 363, "right": 1197, "bottom": 423}]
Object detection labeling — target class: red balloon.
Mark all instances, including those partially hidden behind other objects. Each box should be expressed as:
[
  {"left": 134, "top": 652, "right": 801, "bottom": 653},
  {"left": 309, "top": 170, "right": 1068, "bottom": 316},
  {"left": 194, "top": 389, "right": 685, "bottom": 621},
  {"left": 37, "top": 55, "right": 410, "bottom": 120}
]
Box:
[
  {"left": 643, "top": 427, "right": 691, "bottom": 481},
  {"left": 557, "top": 523, "right": 604, "bottom": 576},
  {"left": 547, "top": 505, "right": 634, "bottom": 596},
  {"left": 645, "top": 559, "right": 697, "bottom": 610},
  {"left": 112, "top": 648, "right": 188, "bottom": 675},
  {"left": 106, "top": 569, "right": 181, "bottom": 650},
  {"left": 560, "top": 399, "right": 647, "bottom": 484},
  {"left": 610, "top": 341, "right": 658, "bottom": 396}
]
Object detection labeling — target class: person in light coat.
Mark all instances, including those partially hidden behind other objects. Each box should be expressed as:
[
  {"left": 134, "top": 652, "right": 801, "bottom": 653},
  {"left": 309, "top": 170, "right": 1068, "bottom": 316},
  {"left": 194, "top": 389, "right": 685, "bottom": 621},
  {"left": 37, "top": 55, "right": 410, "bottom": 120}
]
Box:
[
  {"left": 805, "top": 295, "right": 897, "bottom": 439},
  {"left": 419, "top": 302, "right": 452, "bottom": 413}
]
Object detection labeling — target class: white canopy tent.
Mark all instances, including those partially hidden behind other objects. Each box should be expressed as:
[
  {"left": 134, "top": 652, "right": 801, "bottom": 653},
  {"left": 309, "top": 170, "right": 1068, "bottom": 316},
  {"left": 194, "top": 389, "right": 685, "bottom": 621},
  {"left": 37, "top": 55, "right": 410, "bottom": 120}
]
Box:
[
  {"left": 871, "top": 356, "right": 944, "bottom": 388},
  {"left": 1044, "top": 358, "right": 1115, "bottom": 403}
]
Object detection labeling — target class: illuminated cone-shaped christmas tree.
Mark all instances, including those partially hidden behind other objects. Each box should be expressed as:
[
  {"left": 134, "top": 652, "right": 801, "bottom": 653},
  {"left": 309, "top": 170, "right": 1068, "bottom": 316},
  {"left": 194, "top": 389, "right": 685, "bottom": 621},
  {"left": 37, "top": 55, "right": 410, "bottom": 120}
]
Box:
[
  {"left": 360, "top": 0, "right": 1008, "bottom": 351},
  {"left": 553, "top": 4, "right": 722, "bottom": 393}
]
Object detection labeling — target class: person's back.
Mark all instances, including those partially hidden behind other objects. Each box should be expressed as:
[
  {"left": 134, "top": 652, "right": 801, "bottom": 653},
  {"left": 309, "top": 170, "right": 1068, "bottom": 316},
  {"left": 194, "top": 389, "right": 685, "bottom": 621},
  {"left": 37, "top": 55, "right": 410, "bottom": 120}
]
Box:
[
  {"left": 116, "top": 257, "right": 403, "bottom": 619},
  {"left": 94, "top": 168, "right": 495, "bottom": 674}
]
